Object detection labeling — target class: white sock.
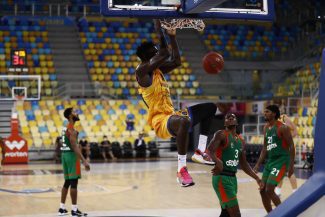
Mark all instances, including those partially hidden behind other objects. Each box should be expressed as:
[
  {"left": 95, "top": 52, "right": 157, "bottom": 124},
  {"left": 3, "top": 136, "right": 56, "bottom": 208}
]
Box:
[
  {"left": 292, "top": 189, "right": 297, "bottom": 193},
  {"left": 275, "top": 187, "right": 282, "bottom": 195},
  {"left": 60, "top": 203, "right": 65, "bottom": 209},
  {"left": 71, "top": 204, "right": 78, "bottom": 212},
  {"left": 178, "top": 154, "right": 187, "bottom": 172}
]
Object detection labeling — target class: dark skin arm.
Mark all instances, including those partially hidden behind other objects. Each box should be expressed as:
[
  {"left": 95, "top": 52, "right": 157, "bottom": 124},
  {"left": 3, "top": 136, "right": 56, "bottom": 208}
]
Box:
[
  {"left": 68, "top": 129, "right": 90, "bottom": 171},
  {"left": 253, "top": 125, "right": 267, "bottom": 173},
  {"left": 207, "top": 130, "right": 225, "bottom": 175},
  {"left": 135, "top": 20, "right": 170, "bottom": 87},
  {"left": 279, "top": 125, "right": 295, "bottom": 177},
  {"left": 159, "top": 29, "right": 182, "bottom": 74},
  {"left": 0, "top": 139, "right": 5, "bottom": 162},
  {"left": 239, "top": 142, "right": 264, "bottom": 189}
]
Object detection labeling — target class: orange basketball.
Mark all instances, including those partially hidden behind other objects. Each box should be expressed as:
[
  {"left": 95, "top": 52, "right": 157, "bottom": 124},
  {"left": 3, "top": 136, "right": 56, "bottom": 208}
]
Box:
[{"left": 202, "top": 51, "right": 224, "bottom": 74}]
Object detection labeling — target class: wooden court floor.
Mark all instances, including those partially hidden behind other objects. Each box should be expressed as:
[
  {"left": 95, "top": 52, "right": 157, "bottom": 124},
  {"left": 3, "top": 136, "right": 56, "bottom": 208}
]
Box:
[{"left": 0, "top": 160, "right": 307, "bottom": 217}]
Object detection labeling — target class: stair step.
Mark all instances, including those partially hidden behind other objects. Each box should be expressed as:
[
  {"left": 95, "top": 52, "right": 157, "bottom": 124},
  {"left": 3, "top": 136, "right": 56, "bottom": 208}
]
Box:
[
  {"left": 48, "top": 26, "right": 76, "bottom": 31},
  {"left": 54, "top": 56, "right": 84, "bottom": 61},
  {"left": 0, "top": 128, "right": 11, "bottom": 133},
  {"left": 49, "top": 38, "right": 80, "bottom": 43},
  {"left": 0, "top": 133, "right": 10, "bottom": 137},
  {"left": 58, "top": 72, "right": 89, "bottom": 76},
  {"left": 52, "top": 50, "right": 82, "bottom": 55},
  {"left": 50, "top": 41, "right": 81, "bottom": 46},
  {"left": 58, "top": 73, "right": 89, "bottom": 78},
  {"left": 48, "top": 23, "right": 93, "bottom": 97},
  {"left": 0, "top": 112, "right": 12, "bottom": 117},
  {"left": 0, "top": 122, "right": 10, "bottom": 127},
  {"left": 56, "top": 62, "right": 86, "bottom": 67}
]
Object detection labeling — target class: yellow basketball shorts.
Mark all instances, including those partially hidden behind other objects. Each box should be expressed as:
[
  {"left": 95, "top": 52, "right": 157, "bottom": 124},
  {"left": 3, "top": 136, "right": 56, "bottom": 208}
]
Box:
[{"left": 151, "top": 109, "right": 190, "bottom": 139}]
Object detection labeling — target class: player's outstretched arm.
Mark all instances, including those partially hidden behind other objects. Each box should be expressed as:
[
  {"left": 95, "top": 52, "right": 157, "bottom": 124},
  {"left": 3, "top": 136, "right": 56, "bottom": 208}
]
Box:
[
  {"left": 280, "top": 125, "right": 295, "bottom": 177},
  {"left": 207, "top": 130, "right": 225, "bottom": 175},
  {"left": 69, "top": 129, "right": 90, "bottom": 171},
  {"left": 159, "top": 29, "right": 182, "bottom": 74},
  {"left": 154, "top": 19, "right": 168, "bottom": 49}
]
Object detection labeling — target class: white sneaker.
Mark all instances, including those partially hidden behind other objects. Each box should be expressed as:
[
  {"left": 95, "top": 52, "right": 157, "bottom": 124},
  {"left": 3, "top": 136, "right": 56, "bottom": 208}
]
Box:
[{"left": 191, "top": 149, "right": 215, "bottom": 165}]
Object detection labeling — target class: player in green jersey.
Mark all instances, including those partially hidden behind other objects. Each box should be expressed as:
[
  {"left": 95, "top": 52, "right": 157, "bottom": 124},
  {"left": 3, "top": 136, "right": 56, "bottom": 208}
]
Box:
[
  {"left": 253, "top": 105, "right": 295, "bottom": 213},
  {"left": 58, "top": 107, "right": 90, "bottom": 216},
  {"left": 207, "top": 113, "right": 263, "bottom": 217}
]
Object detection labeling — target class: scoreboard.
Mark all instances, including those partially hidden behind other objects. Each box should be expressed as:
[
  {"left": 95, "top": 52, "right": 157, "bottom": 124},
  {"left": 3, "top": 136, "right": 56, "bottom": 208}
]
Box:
[{"left": 8, "top": 49, "right": 28, "bottom": 73}]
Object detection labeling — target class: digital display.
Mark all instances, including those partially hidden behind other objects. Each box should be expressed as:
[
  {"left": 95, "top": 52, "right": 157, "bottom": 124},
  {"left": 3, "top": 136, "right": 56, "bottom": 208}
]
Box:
[
  {"left": 245, "top": 0, "right": 263, "bottom": 9},
  {"left": 11, "top": 49, "right": 27, "bottom": 67}
]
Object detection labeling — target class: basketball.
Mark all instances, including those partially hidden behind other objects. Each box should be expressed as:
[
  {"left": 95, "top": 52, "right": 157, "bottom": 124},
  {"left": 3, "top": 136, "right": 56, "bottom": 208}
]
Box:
[{"left": 202, "top": 51, "right": 224, "bottom": 74}]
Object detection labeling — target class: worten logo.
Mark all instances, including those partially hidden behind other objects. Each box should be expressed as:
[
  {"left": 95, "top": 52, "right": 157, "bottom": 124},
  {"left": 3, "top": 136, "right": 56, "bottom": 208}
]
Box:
[{"left": 5, "top": 140, "right": 25, "bottom": 150}]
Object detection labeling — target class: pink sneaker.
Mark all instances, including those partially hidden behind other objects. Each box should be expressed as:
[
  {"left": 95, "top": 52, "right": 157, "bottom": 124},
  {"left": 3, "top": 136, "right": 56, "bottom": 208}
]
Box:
[
  {"left": 191, "top": 149, "right": 215, "bottom": 165},
  {"left": 177, "top": 166, "right": 195, "bottom": 187}
]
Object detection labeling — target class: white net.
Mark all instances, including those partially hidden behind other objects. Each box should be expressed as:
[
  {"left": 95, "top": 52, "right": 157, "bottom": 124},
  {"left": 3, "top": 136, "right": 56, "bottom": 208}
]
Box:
[{"left": 160, "top": 18, "right": 205, "bottom": 31}]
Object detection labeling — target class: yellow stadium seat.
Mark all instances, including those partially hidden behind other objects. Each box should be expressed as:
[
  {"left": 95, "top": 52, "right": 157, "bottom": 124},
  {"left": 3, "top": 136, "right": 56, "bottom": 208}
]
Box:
[
  {"left": 306, "top": 139, "right": 314, "bottom": 148},
  {"left": 26, "top": 138, "right": 33, "bottom": 147},
  {"left": 22, "top": 126, "right": 30, "bottom": 134},
  {"left": 34, "top": 138, "right": 43, "bottom": 147},
  {"left": 43, "top": 138, "right": 52, "bottom": 147}
]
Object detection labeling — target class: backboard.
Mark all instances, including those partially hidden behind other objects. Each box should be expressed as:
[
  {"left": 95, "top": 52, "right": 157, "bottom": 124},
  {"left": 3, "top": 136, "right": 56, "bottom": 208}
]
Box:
[
  {"left": 0, "top": 75, "right": 41, "bottom": 101},
  {"left": 100, "top": 0, "right": 274, "bottom": 21}
]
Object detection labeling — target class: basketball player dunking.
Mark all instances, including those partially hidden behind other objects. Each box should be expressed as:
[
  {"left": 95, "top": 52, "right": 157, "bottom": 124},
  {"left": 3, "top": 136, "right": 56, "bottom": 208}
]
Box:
[{"left": 135, "top": 20, "right": 218, "bottom": 187}]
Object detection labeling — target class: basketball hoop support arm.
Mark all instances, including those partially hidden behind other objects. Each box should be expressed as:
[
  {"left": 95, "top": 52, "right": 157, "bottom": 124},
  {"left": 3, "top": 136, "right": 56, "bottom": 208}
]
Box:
[{"left": 182, "top": 0, "right": 228, "bottom": 14}]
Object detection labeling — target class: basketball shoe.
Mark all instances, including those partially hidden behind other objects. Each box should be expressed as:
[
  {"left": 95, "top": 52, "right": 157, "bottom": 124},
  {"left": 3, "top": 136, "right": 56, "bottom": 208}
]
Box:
[
  {"left": 177, "top": 166, "right": 195, "bottom": 187},
  {"left": 191, "top": 149, "right": 215, "bottom": 165},
  {"left": 71, "top": 209, "right": 87, "bottom": 216},
  {"left": 58, "top": 208, "right": 68, "bottom": 216}
]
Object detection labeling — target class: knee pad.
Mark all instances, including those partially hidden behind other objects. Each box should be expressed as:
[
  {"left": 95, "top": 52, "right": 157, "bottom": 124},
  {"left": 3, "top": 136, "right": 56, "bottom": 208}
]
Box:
[
  {"left": 63, "top": 180, "right": 70, "bottom": 189},
  {"left": 70, "top": 179, "right": 79, "bottom": 189}
]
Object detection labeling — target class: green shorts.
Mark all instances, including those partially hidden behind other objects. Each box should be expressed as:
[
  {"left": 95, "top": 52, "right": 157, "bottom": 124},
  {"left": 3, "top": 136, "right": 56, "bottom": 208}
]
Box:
[
  {"left": 262, "top": 156, "right": 290, "bottom": 186},
  {"left": 61, "top": 152, "right": 81, "bottom": 180},
  {"left": 212, "top": 175, "right": 238, "bottom": 209}
]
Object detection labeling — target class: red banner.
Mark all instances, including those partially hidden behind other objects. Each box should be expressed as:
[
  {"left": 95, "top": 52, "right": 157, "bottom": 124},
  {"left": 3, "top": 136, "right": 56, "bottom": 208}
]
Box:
[{"left": 3, "top": 115, "right": 28, "bottom": 164}]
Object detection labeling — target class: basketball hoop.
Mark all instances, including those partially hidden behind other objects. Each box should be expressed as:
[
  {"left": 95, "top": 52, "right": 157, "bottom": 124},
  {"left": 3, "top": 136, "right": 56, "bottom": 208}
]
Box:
[
  {"left": 14, "top": 95, "right": 25, "bottom": 101},
  {"left": 160, "top": 18, "right": 205, "bottom": 31}
]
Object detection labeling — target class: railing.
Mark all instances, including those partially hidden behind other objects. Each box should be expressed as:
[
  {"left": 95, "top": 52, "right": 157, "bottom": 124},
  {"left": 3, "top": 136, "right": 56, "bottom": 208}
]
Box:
[
  {"left": 197, "top": 81, "right": 254, "bottom": 98},
  {"left": 242, "top": 114, "right": 266, "bottom": 137},
  {"left": 54, "top": 82, "right": 105, "bottom": 99},
  {"left": 52, "top": 81, "right": 251, "bottom": 101},
  {"left": 286, "top": 97, "right": 303, "bottom": 115},
  {"left": 272, "top": 78, "right": 320, "bottom": 103}
]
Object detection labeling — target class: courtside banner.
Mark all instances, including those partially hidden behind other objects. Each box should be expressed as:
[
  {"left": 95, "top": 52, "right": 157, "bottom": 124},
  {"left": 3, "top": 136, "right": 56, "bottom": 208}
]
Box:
[{"left": 3, "top": 115, "right": 28, "bottom": 164}]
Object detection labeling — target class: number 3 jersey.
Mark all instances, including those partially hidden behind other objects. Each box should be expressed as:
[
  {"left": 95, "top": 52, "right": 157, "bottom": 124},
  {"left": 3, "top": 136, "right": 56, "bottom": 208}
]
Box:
[
  {"left": 265, "top": 121, "right": 290, "bottom": 159},
  {"left": 215, "top": 130, "right": 244, "bottom": 173}
]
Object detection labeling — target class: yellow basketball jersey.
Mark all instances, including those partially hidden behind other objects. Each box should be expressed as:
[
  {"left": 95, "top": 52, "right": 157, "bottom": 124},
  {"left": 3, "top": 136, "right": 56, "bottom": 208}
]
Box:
[{"left": 138, "top": 69, "right": 174, "bottom": 127}]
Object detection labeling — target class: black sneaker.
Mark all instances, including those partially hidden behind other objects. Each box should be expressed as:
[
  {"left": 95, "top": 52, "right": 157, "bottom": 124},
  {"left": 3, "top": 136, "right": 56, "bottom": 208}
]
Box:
[
  {"left": 58, "top": 208, "right": 68, "bottom": 216},
  {"left": 71, "top": 209, "right": 87, "bottom": 216}
]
